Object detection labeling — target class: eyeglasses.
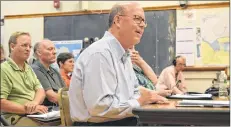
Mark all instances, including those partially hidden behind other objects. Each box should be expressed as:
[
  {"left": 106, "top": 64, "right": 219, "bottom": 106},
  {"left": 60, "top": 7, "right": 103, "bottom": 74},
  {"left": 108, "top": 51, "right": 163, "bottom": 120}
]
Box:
[
  {"left": 177, "top": 63, "right": 186, "bottom": 67},
  {"left": 118, "top": 15, "right": 147, "bottom": 28}
]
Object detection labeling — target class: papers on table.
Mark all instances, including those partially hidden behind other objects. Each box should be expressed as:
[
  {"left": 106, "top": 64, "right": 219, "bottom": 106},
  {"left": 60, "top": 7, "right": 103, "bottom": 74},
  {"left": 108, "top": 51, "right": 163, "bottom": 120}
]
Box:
[
  {"left": 27, "top": 110, "right": 60, "bottom": 119},
  {"left": 167, "top": 94, "right": 213, "bottom": 100},
  {"left": 178, "top": 100, "right": 230, "bottom": 107}
]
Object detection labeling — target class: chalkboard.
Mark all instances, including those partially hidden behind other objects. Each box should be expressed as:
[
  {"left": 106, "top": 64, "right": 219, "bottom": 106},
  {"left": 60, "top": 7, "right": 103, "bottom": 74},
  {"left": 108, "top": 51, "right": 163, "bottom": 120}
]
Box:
[
  {"left": 136, "top": 10, "right": 176, "bottom": 74},
  {"left": 44, "top": 10, "right": 176, "bottom": 74}
]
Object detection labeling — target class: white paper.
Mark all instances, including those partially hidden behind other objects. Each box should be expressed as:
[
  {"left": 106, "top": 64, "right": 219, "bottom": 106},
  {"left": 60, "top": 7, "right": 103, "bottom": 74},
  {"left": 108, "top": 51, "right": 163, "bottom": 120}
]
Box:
[
  {"left": 176, "top": 27, "right": 195, "bottom": 42},
  {"left": 179, "top": 100, "right": 229, "bottom": 107},
  {"left": 176, "top": 42, "right": 194, "bottom": 53},
  {"left": 176, "top": 27, "right": 196, "bottom": 66},
  {"left": 170, "top": 94, "right": 212, "bottom": 99},
  {"left": 27, "top": 110, "right": 60, "bottom": 119}
]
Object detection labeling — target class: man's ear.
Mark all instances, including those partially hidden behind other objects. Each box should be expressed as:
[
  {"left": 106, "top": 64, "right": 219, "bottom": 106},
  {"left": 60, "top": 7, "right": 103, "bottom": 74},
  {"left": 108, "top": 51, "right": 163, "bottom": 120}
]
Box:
[
  {"left": 37, "top": 50, "right": 41, "bottom": 56},
  {"left": 114, "top": 15, "right": 121, "bottom": 28},
  {"left": 10, "top": 43, "right": 15, "bottom": 52}
]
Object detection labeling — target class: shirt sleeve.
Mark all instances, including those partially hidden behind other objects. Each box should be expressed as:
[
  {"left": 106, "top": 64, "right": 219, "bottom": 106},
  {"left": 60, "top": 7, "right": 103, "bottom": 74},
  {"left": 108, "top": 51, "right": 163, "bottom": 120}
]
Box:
[
  {"left": 0, "top": 70, "right": 12, "bottom": 99},
  {"left": 83, "top": 52, "right": 140, "bottom": 119},
  {"left": 32, "top": 68, "right": 52, "bottom": 90}
]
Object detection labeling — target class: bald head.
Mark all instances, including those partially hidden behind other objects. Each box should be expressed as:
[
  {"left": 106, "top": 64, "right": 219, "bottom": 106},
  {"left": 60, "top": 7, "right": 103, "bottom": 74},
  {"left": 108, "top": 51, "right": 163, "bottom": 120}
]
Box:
[
  {"left": 34, "top": 39, "right": 56, "bottom": 66},
  {"left": 175, "top": 56, "right": 186, "bottom": 72},
  {"left": 34, "top": 39, "right": 52, "bottom": 57},
  {"left": 108, "top": 2, "right": 142, "bottom": 28}
]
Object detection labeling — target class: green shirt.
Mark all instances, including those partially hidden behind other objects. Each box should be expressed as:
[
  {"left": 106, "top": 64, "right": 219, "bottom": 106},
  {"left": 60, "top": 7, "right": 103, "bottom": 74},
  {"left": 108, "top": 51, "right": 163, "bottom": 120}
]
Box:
[
  {"left": 133, "top": 64, "right": 156, "bottom": 90},
  {"left": 1, "top": 58, "right": 42, "bottom": 105}
]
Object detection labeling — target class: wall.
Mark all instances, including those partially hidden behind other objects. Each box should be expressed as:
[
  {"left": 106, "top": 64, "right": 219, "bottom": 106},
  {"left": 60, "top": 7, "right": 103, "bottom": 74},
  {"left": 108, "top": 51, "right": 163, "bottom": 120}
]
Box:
[
  {"left": 87, "top": 1, "right": 223, "bottom": 10},
  {"left": 184, "top": 71, "right": 217, "bottom": 93},
  {"left": 1, "top": 1, "right": 223, "bottom": 16},
  {"left": 4, "top": 17, "right": 44, "bottom": 58}
]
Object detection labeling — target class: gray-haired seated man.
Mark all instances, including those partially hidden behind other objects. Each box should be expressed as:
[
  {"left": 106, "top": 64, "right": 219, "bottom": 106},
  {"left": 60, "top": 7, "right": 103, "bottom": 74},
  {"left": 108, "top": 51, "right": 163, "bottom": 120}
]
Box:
[{"left": 32, "top": 39, "right": 65, "bottom": 107}]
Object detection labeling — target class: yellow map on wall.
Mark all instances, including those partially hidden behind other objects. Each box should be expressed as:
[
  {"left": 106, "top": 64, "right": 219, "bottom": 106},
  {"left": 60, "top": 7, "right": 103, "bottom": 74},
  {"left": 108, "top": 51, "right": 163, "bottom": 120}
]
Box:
[{"left": 200, "top": 8, "right": 229, "bottom": 65}]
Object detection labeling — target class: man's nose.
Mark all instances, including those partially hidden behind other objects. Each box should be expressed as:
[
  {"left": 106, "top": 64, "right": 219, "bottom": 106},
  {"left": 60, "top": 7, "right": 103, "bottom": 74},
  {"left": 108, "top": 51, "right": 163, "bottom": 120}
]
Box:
[
  {"left": 53, "top": 50, "right": 56, "bottom": 55},
  {"left": 26, "top": 46, "right": 31, "bottom": 51}
]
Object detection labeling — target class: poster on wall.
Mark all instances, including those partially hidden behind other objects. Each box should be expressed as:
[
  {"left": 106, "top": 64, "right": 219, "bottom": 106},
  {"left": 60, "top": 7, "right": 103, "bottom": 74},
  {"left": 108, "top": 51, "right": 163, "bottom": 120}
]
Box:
[
  {"left": 200, "top": 7, "right": 229, "bottom": 66},
  {"left": 53, "top": 40, "right": 83, "bottom": 61}
]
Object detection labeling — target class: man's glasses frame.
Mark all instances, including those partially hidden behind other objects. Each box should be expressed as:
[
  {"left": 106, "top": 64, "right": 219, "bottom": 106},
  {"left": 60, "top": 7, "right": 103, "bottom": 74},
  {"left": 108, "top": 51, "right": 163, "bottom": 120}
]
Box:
[{"left": 118, "top": 15, "right": 147, "bottom": 28}]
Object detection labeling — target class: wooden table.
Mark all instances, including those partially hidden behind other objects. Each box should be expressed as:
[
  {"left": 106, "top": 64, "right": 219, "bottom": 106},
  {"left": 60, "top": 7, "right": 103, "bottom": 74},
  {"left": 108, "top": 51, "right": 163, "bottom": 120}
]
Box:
[{"left": 132, "top": 99, "right": 230, "bottom": 126}]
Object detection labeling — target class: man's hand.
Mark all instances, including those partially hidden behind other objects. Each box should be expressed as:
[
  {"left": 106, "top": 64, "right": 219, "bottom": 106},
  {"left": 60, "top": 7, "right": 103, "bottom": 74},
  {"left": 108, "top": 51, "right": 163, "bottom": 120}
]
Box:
[
  {"left": 137, "top": 88, "right": 169, "bottom": 106},
  {"left": 24, "top": 101, "right": 39, "bottom": 114},
  {"left": 157, "top": 90, "right": 173, "bottom": 97},
  {"left": 28, "top": 105, "right": 48, "bottom": 115}
]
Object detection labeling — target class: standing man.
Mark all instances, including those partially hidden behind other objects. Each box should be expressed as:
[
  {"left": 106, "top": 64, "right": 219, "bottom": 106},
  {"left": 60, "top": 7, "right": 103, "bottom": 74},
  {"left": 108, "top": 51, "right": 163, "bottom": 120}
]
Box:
[
  {"left": 156, "top": 56, "right": 187, "bottom": 94},
  {"left": 1, "top": 32, "right": 48, "bottom": 126},
  {"left": 32, "top": 39, "right": 65, "bottom": 106},
  {"left": 69, "top": 2, "right": 164, "bottom": 126}
]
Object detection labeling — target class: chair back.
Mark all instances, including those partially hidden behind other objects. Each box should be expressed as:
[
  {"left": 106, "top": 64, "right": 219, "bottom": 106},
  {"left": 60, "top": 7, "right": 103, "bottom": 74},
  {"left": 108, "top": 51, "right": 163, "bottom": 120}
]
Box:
[
  {"left": 0, "top": 115, "right": 10, "bottom": 126},
  {"left": 58, "top": 87, "right": 73, "bottom": 126}
]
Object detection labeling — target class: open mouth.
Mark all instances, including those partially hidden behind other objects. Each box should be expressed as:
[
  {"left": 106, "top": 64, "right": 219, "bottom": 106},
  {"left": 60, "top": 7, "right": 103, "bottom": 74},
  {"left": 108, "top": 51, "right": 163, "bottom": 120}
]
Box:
[{"left": 135, "top": 31, "right": 142, "bottom": 36}]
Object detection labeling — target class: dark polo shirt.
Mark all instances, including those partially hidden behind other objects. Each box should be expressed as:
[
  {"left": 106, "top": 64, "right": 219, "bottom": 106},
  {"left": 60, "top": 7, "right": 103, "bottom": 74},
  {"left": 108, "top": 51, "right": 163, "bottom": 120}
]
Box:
[{"left": 32, "top": 60, "right": 65, "bottom": 106}]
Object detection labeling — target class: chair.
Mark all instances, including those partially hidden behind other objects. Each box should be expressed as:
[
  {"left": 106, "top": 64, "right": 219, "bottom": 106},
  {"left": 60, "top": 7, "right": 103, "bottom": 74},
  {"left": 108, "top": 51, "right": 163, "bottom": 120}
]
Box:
[
  {"left": 58, "top": 87, "right": 73, "bottom": 126},
  {"left": 0, "top": 115, "right": 10, "bottom": 126}
]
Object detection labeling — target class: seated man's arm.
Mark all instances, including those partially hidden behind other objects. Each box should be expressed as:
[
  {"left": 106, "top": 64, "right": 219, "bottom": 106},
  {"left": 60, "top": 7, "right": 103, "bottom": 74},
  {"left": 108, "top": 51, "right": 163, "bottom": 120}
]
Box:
[
  {"left": 45, "top": 89, "right": 58, "bottom": 104},
  {"left": 1, "top": 99, "right": 26, "bottom": 114},
  {"left": 29, "top": 73, "right": 46, "bottom": 105},
  {"left": 32, "top": 68, "right": 59, "bottom": 104},
  {"left": 165, "top": 71, "right": 184, "bottom": 94},
  {"left": 33, "top": 88, "right": 46, "bottom": 104}
]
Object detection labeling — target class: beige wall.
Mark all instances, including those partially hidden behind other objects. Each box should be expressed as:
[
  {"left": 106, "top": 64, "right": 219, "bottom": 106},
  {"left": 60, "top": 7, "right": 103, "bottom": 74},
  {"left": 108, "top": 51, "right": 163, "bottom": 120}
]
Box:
[
  {"left": 1, "top": 1, "right": 82, "bottom": 16},
  {"left": 88, "top": 1, "right": 223, "bottom": 10},
  {"left": 183, "top": 71, "right": 217, "bottom": 93},
  {"left": 3, "top": 17, "right": 44, "bottom": 58},
  {"left": 1, "top": 1, "right": 224, "bottom": 16}
]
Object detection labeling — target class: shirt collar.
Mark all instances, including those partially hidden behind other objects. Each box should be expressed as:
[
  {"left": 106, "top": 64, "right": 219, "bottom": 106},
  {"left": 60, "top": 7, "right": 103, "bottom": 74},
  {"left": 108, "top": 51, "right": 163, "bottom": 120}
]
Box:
[
  {"left": 104, "top": 31, "right": 130, "bottom": 62},
  {"left": 35, "top": 60, "right": 54, "bottom": 73},
  {"left": 7, "top": 58, "right": 30, "bottom": 72}
]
